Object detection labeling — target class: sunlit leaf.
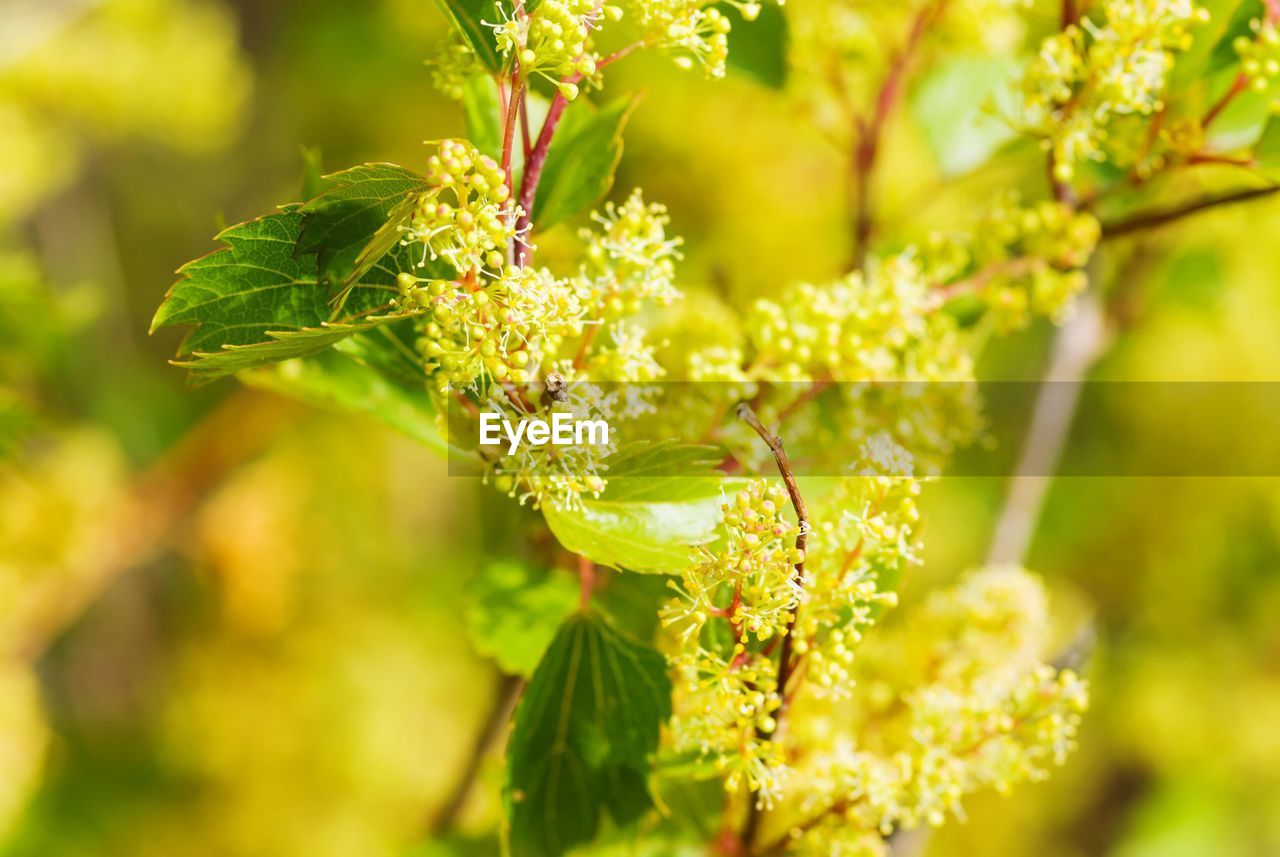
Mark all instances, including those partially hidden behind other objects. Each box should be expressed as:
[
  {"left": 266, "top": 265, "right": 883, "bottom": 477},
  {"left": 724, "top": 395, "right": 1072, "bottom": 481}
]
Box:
[
  {"left": 911, "top": 54, "right": 1018, "bottom": 177},
  {"left": 297, "top": 162, "right": 435, "bottom": 286},
  {"left": 542, "top": 442, "right": 731, "bottom": 574},
  {"left": 465, "top": 561, "right": 579, "bottom": 675},
  {"left": 533, "top": 97, "right": 636, "bottom": 228}
]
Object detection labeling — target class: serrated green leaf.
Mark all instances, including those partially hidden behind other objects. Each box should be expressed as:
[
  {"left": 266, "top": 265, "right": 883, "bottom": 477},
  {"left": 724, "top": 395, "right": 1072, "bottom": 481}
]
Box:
[
  {"left": 297, "top": 162, "right": 434, "bottom": 286},
  {"left": 719, "top": 2, "right": 788, "bottom": 88},
  {"left": 532, "top": 97, "right": 636, "bottom": 229},
  {"left": 505, "top": 612, "right": 672, "bottom": 857},
  {"left": 465, "top": 561, "right": 579, "bottom": 675},
  {"left": 593, "top": 570, "right": 671, "bottom": 644},
  {"left": 542, "top": 442, "right": 732, "bottom": 574},
  {"left": 911, "top": 54, "right": 1018, "bottom": 177},
  {"left": 152, "top": 211, "right": 412, "bottom": 382},
  {"left": 239, "top": 346, "right": 446, "bottom": 454},
  {"left": 434, "top": 0, "right": 506, "bottom": 72},
  {"left": 171, "top": 316, "right": 402, "bottom": 381}
]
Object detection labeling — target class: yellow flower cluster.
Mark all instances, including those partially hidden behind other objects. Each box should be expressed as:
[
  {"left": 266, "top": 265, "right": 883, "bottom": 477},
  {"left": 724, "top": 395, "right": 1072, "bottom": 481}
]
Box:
[
  {"left": 1237, "top": 18, "right": 1280, "bottom": 109},
  {"left": 427, "top": 34, "right": 482, "bottom": 100},
  {"left": 746, "top": 255, "right": 972, "bottom": 383},
  {"left": 927, "top": 194, "right": 1101, "bottom": 330},
  {"left": 406, "top": 264, "right": 584, "bottom": 391},
  {"left": 488, "top": 382, "right": 635, "bottom": 510},
  {"left": 490, "top": 0, "right": 605, "bottom": 97},
  {"left": 792, "top": 472, "right": 920, "bottom": 697},
  {"left": 624, "top": 0, "right": 754, "bottom": 78},
  {"left": 403, "top": 139, "right": 514, "bottom": 275},
  {"left": 770, "top": 567, "right": 1087, "bottom": 851},
  {"left": 1018, "top": 0, "right": 1209, "bottom": 179},
  {"left": 577, "top": 190, "right": 683, "bottom": 319},
  {"left": 663, "top": 481, "right": 802, "bottom": 805}
]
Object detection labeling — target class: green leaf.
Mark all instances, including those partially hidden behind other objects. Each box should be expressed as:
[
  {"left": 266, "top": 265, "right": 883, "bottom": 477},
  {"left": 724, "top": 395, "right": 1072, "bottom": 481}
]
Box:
[
  {"left": 1205, "top": 0, "right": 1264, "bottom": 77},
  {"left": 719, "top": 2, "right": 788, "bottom": 88},
  {"left": 1171, "top": 0, "right": 1247, "bottom": 85},
  {"left": 434, "top": 0, "right": 505, "bottom": 72},
  {"left": 1255, "top": 114, "right": 1280, "bottom": 179},
  {"left": 533, "top": 97, "right": 636, "bottom": 229},
  {"left": 239, "top": 345, "right": 446, "bottom": 454},
  {"left": 593, "top": 570, "right": 671, "bottom": 644},
  {"left": 152, "top": 211, "right": 411, "bottom": 382},
  {"left": 911, "top": 54, "right": 1018, "bottom": 177},
  {"left": 542, "top": 442, "right": 731, "bottom": 574},
  {"left": 462, "top": 75, "right": 504, "bottom": 161},
  {"left": 505, "top": 612, "right": 672, "bottom": 857},
  {"left": 297, "top": 162, "right": 434, "bottom": 286},
  {"left": 169, "top": 317, "right": 403, "bottom": 381},
  {"left": 465, "top": 561, "right": 579, "bottom": 675}
]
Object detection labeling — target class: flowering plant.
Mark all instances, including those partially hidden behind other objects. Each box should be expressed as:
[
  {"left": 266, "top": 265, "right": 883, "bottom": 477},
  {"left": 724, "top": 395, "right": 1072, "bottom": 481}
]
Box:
[{"left": 152, "top": 0, "right": 1280, "bottom": 853}]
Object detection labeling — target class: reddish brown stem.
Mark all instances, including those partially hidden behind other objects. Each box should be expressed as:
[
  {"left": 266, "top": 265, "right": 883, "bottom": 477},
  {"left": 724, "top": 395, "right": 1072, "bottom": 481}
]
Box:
[
  {"left": 1101, "top": 186, "right": 1280, "bottom": 238},
  {"left": 1202, "top": 74, "right": 1248, "bottom": 130},
  {"left": 501, "top": 72, "right": 524, "bottom": 195},
  {"left": 736, "top": 403, "right": 809, "bottom": 851},
  {"left": 849, "top": 1, "right": 941, "bottom": 271},
  {"left": 513, "top": 42, "right": 644, "bottom": 265},
  {"left": 578, "top": 554, "right": 596, "bottom": 608}
]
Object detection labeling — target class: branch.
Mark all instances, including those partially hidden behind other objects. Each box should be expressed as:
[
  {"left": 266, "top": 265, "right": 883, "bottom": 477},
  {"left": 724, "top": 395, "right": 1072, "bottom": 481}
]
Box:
[
  {"left": 848, "top": 0, "right": 942, "bottom": 271},
  {"left": 513, "top": 42, "right": 643, "bottom": 265},
  {"left": 1101, "top": 186, "right": 1280, "bottom": 239},
  {"left": 735, "top": 403, "right": 809, "bottom": 851},
  {"left": 986, "top": 291, "right": 1110, "bottom": 565},
  {"left": 429, "top": 671, "right": 525, "bottom": 834}
]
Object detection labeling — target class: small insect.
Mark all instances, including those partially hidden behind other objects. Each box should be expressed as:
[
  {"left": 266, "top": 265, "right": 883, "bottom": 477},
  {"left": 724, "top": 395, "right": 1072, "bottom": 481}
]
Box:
[{"left": 544, "top": 371, "right": 569, "bottom": 403}]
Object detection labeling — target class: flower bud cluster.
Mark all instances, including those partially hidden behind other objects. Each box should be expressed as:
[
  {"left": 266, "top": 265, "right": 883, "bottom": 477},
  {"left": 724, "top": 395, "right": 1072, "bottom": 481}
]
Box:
[
  {"left": 490, "top": 0, "right": 604, "bottom": 97},
  {"left": 578, "top": 189, "right": 683, "bottom": 317},
  {"left": 487, "top": 382, "right": 630, "bottom": 510},
  {"left": 427, "top": 35, "right": 482, "bottom": 100},
  {"left": 930, "top": 194, "right": 1100, "bottom": 330},
  {"left": 1017, "top": 0, "right": 1208, "bottom": 179},
  {"left": 402, "top": 139, "right": 514, "bottom": 276},
  {"left": 663, "top": 481, "right": 802, "bottom": 805},
  {"left": 773, "top": 567, "right": 1088, "bottom": 850},
  {"left": 1237, "top": 18, "right": 1280, "bottom": 109},
  {"left": 405, "top": 264, "right": 584, "bottom": 393},
  {"left": 792, "top": 466, "right": 921, "bottom": 699},
  {"left": 624, "top": 0, "right": 745, "bottom": 78},
  {"left": 746, "top": 256, "right": 971, "bottom": 385}
]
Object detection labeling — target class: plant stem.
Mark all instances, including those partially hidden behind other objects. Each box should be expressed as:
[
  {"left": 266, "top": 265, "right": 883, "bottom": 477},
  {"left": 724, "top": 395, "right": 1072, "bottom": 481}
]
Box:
[
  {"left": 501, "top": 70, "right": 525, "bottom": 195},
  {"left": 1202, "top": 73, "right": 1247, "bottom": 130},
  {"left": 849, "top": 1, "right": 941, "bottom": 272},
  {"left": 430, "top": 671, "right": 525, "bottom": 834},
  {"left": 735, "top": 403, "right": 810, "bottom": 852},
  {"left": 578, "top": 554, "right": 596, "bottom": 608},
  {"left": 514, "top": 42, "right": 645, "bottom": 265},
  {"left": 1100, "top": 186, "right": 1280, "bottom": 238},
  {"left": 986, "top": 291, "right": 1110, "bottom": 565}
]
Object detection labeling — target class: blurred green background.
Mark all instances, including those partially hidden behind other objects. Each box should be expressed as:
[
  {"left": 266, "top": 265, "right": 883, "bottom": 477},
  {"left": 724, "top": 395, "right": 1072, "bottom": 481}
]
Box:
[{"left": 3, "top": 1, "right": 1280, "bottom": 855}]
